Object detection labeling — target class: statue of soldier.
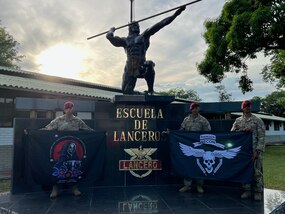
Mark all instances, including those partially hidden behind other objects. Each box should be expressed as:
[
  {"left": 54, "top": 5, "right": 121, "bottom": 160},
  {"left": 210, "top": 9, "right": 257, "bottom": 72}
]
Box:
[{"left": 106, "top": 6, "right": 186, "bottom": 94}]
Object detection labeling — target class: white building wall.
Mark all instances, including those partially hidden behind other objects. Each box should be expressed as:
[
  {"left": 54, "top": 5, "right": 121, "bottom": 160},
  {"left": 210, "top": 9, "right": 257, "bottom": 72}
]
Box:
[
  {"left": 0, "top": 128, "right": 14, "bottom": 145},
  {"left": 77, "top": 112, "right": 92, "bottom": 119},
  {"left": 0, "top": 128, "right": 14, "bottom": 172},
  {"left": 266, "top": 121, "right": 285, "bottom": 136}
]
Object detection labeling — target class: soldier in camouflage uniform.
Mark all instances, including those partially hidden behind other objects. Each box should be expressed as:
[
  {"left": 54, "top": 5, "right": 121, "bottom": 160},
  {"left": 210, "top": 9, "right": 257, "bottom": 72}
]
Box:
[
  {"left": 42, "top": 101, "right": 94, "bottom": 199},
  {"left": 179, "top": 102, "right": 211, "bottom": 193},
  {"left": 44, "top": 103, "right": 94, "bottom": 131},
  {"left": 231, "top": 100, "right": 265, "bottom": 201}
]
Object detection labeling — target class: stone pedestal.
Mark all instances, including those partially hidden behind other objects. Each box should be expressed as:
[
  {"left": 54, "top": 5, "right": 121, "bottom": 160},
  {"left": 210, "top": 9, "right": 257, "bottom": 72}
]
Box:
[{"left": 95, "top": 95, "right": 183, "bottom": 186}]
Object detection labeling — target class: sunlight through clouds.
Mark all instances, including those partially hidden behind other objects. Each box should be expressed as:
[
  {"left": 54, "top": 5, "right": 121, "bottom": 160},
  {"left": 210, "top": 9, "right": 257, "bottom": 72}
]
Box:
[{"left": 36, "top": 43, "right": 90, "bottom": 79}]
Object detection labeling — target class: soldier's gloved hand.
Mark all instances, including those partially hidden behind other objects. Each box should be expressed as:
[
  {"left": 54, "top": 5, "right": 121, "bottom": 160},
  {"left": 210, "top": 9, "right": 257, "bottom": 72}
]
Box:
[
  {"left": 109, "top": 27, "right": 116, "bottom": 33},
  {"left": 175, "top": 5, "right": 186, "bottom": 16}
]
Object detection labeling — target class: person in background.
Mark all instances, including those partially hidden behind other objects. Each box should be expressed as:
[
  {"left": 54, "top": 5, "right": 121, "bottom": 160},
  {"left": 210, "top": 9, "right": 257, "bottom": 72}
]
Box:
[
  {"left": 179, "top": 102, "right": 211, "bottom": 193},
  {"left": 231, "top": 100, "right": 265, "bottom": 201},
  {"left": 42, "top": 101, "right": 94, "bottom": 199}
]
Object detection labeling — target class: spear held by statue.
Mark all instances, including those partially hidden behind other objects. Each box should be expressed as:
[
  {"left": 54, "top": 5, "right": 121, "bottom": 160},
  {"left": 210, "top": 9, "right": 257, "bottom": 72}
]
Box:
[{"left": 87, "top": 0, "right": 202, "bottom": 40}]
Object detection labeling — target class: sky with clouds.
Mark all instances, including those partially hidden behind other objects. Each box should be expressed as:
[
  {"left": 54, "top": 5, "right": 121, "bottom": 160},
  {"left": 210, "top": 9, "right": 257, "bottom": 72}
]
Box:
[{"left": 0, "top": 0, "right": 278, "bottom": 101}]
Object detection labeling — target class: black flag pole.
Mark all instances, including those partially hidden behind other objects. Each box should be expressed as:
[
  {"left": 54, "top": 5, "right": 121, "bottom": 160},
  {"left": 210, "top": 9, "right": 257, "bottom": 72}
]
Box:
[{"left": 87, "top": 0, "right": 202, "bottom": 40}]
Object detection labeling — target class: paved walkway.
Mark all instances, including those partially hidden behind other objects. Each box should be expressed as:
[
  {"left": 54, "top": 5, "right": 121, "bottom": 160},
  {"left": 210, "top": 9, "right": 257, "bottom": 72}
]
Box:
[{"left": 0, "top": 185, "right": 284, "bottom": 214}]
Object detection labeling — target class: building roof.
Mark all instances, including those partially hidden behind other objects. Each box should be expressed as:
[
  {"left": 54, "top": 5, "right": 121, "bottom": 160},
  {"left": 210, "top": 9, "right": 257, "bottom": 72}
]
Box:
[
  {"left": 0, "top": 66, "right": 123, "bottom": 101},
  {"left": 232, "top": 112, "right": 285, "bottom": 122}
]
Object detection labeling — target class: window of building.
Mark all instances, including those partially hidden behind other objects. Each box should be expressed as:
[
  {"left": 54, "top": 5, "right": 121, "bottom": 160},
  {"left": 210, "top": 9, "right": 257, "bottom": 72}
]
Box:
[
  {"left": 37, "top": 111, "right": 47, "bottom": 118},
  {"left": 5, "top": 98, "right": 14, "bottom": 103},
  {"left": 274, "top": 121, "right": 280, "bottom": 131},
  {"left": 264, "top": 121, "right": 270, "bottom": 131},
  {"left": 0, "top": 98, "right": 15, "bottom": 127},
  {"left": 15, "top": 111, "right": 30, "bottom": 118}
]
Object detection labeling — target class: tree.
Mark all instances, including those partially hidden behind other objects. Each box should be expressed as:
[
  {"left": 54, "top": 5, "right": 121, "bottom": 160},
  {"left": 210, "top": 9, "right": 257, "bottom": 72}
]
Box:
[
  {"left": 197, "top": 0, "right": 285, "bottom": 94},
  {"left": 260, "top": 90, "right": 285, "bottom": 117},
  {"left": 0, "top": 22, "right": 23, "bottom": 68},
  {"left": 251, "top": 96, "right": 263, "bottom": 111},
  {"left": 156, "top": 87, "right": 201, "bottom": 101},
  {"left": 261, "top": 50, "right": 285, "bottom": 89},
  {"left": 215, "top": 84, "right": 233, "bottom": 101},
  {"left": 251, "top": 96, "right": 263, "bottom": 103}
]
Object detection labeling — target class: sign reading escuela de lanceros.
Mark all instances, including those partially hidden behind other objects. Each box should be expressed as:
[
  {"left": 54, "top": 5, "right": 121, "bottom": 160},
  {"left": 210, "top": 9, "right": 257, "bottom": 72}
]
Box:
[
  {"left": 113, "top": 106, "right": 164, "bottom": 143},
  {"left": 114, "top": 105, "right": 165, "bottom": 178}
]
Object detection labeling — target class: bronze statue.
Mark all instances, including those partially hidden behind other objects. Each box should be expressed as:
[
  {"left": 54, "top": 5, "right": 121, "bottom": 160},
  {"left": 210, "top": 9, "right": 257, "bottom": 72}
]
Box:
[{"left": 106, "top": 6, "right": 186, "bottom": 95}]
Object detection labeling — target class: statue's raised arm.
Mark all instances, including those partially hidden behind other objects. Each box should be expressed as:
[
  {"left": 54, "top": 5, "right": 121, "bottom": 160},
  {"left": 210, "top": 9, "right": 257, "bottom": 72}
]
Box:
[
  {"left": 106, "top": 27, "right": 126, "bottom": 47},
  {"left": 144, "top": 6, "right": 186, "bottom": 38}
]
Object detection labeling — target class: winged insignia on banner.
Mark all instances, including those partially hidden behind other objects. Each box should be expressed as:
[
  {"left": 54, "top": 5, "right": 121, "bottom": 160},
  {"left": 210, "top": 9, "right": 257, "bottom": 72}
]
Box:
[{"left": 179, "top": 143, "right": 241, "bottom": 174}]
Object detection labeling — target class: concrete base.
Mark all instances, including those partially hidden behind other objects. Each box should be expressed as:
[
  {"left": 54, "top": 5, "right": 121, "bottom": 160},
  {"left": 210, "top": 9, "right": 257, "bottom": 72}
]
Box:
[{"left": 0, "top": 186, "right": 284, "bottom": 214}]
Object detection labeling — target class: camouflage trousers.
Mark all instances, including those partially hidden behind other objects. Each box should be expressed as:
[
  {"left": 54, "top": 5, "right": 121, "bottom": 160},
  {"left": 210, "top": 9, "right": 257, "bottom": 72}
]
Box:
[
  {"left": 184, "top": 178, "right": 204, "bottom": 187},
  {"left": 243, "top": 152, "right": 263, "bottom": 193}
]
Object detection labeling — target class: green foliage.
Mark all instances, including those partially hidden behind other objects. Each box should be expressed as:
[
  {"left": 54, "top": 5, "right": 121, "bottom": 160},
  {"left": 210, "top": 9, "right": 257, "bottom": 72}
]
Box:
[
  {"left": 261, "top": 50, "right": 285, "bottom": 88},
  {"left": 197, "top": 0, "right": 285, "bottom": 93},
  {"left": 0, "top": 179, "right": 10, "bottom": 193},
  {"left": 261, "top": 90, "right": 285, "bottom": 117},
  {"left": 156, "top": 87, "right": 201, "bottom": 101},
  {"left": 0, "top": 22, "right": 23, "bottom": 68},
  {"left": 251, "top": 96, "right": 262, "bottom": 103}
]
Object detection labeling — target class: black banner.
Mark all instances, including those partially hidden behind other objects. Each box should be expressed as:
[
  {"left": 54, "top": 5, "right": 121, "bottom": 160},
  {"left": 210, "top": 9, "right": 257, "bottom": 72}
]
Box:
[
  {"left": 169, "top": 131, "right": 253, "bottom": 183},
  {"left": 25, "top": 130, "right": 106, "bottom": 186}
]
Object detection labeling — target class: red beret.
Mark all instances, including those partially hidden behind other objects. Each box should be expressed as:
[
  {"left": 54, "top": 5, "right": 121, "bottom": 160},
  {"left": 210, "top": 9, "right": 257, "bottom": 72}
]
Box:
[
  {"left": 64, "top": 101, "right": 74, "bottom": 109},
  {"left": 190, "top": 102, "right": 199, "bottom": 111},
  {"left": 241, "top": 100, "right": 252, "bottom": 109}
]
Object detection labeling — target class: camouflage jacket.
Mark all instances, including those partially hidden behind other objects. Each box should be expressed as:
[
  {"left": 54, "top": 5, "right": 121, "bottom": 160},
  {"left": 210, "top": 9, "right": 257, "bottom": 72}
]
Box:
[
  {"left": 43, "top": 114, "right": 94, "bottom": 131},
  {"left": 231, "top": 114, "right": 265, "bottom": 152},
  {"left": 180, "top": 114, "right": 211, "bottom": 132}
]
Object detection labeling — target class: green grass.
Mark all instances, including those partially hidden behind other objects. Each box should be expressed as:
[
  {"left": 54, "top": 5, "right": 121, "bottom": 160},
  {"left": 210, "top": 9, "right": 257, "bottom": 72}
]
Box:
[
  {"left": 0, "top": 146, "right": 284, "bottom": 193},
  {"left": 264, "top": 145, "right": 285, "bottom": 190},
  {"left": 0, "top": 178, "right": 11, "bottom": 193}
]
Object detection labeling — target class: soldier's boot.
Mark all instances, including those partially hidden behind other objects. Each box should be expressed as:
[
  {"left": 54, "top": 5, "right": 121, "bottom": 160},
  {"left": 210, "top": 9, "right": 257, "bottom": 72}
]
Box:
[
  {"left": 179, "top": 185, "right": 191, "bottom": 193},
  {"left": 197, "top": 185, "right": 204, "bottom": 193},
  {"left": 254, "top": 192, "right": 262, "bottom": 201},
  {"left": 71, "top": 185, "right": 81, "bottom": 197},
  {"left": 241, "top": 191, "right": 251, "bottom": 199},
  {"left": 50, "top": 185, "right": 58, "bottom": 199}
]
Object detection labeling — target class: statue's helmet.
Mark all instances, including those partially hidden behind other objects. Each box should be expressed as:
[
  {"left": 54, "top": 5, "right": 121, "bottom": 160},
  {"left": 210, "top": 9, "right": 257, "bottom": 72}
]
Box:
[{"left": 128, "top": 22, "right": 140, "bottom": 35}]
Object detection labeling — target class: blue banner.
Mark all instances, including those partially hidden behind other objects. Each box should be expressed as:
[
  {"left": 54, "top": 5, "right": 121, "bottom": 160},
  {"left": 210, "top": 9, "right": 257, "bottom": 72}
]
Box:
[
  {"left": 26, "top": 130, "right": 106, "bottom": 186},
  {"left": 169, "top": 131, "right": 253, "bottom": 183}
]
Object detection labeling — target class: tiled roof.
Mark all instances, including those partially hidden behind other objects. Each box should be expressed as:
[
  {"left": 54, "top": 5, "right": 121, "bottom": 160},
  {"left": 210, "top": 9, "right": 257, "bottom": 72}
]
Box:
[
  {"left": 232, "top": 112, "right": 285, "bottom": 122},
  {"left": 0, "top": 66, "right": 122, "bottom": 100}
]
